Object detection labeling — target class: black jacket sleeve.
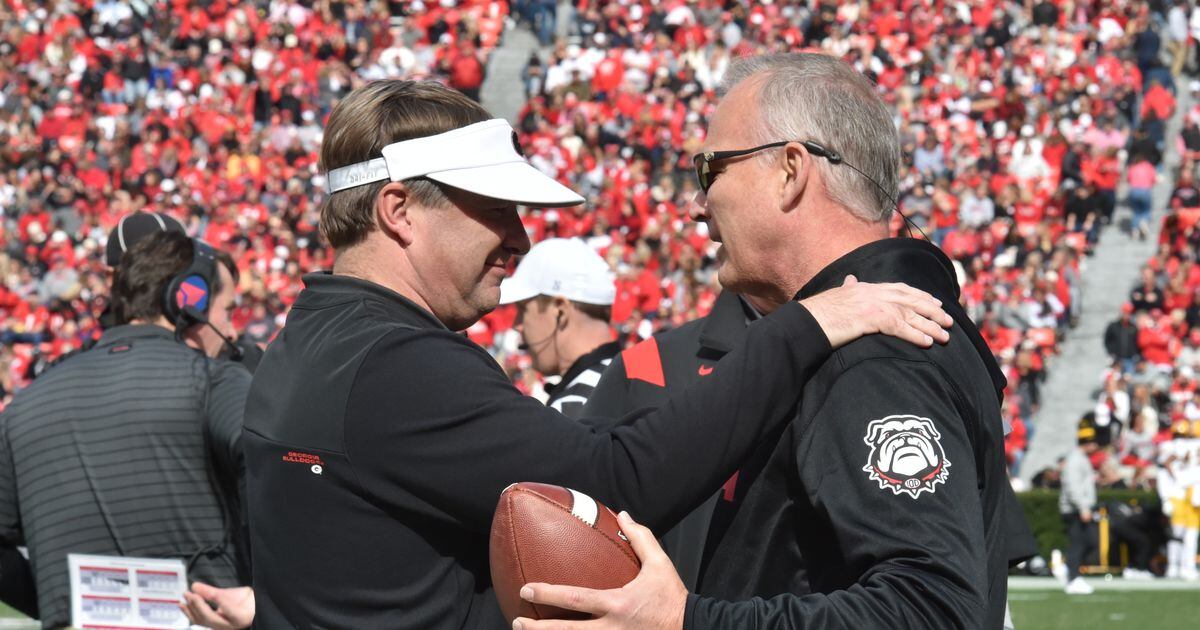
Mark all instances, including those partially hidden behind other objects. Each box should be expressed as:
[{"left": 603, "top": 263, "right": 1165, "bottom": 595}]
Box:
[
  {"left": 0, "top": 414, "right": 21, "bottom": 549},
  {"left": 0, "top": 546, "right": 37, "bottom": 619},
  {"left": 0, "top": 413, "right": 37, "bottom": 618},
  {"left": 343, "top": 301, "right": 830, "bottom": 534},
  {"left": 205, "top": 359, "right": 252, "bottom": 483},
  {"left": 204, "top": 358, "right": 253, "bottom": 581},
  {"left": 686, "top": 358, "right": 989, "bottom": 629}
]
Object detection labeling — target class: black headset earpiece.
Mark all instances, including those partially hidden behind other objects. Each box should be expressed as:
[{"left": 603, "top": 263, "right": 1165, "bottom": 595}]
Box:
[
  {"left": 802, "top": 140, "right": 927, "bottom": 240},
  {"left": 161, "top": 239, "right": 244, "bottom": 360},
  {"left": 164, "top": 239, "right": 218, "bottom": 331},
  {"left": 801, "top": 140, "right": 842, "bottom": 164}
]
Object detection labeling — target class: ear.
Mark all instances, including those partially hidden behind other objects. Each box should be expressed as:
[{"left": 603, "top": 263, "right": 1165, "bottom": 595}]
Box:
[
  {"left": 375, "top": 182, "right": 416, "bottom": 246},
  {"left": 552, "top": 296, "right": 571, "bottom": 328},
  {"left": 866, "top": 422, "right": 884, "bottom": 444},
  {"left": 779, "top": 141, "right": 813, "bottom": 212}
]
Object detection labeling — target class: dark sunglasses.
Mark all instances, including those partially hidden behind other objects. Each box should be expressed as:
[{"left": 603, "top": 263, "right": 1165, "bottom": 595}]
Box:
[{"left": 692, "top": 140, "right": 842, "bottom": 194}]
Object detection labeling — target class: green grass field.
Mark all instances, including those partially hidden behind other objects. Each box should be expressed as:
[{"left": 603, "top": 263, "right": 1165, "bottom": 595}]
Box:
[
  {"left": 1010, "top": 590, "right": 1200, "bottom": 629},
  {"left": 4, "top": 588, "right": 1197, "bottom": 628},
  {"left": 0, "top": 602, "right": 34, "bottom": 627}
]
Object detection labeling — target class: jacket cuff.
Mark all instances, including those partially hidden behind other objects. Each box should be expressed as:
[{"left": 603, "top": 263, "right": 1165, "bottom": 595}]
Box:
[{"left": 683, "top": 592, "right": 703, "bottom": 630}]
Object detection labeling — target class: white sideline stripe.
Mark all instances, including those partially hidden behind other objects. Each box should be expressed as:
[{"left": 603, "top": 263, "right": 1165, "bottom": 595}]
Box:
[
  {"left": 568, "top": 488, "right": 598, "bottom": 527},
  {"left": 1008, "top": 576, "right": 1200, "bottom": 591}
]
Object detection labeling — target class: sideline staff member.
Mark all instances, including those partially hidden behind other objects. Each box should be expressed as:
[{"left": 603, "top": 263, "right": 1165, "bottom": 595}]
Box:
[
  {"left": 241, "top": 80, "right": 955, "bottom": 629},
  {"left": 0, "top": 232, "right": 249, "bottom": 626},
  {"left": 520, "top": 53, "right": 1010, "bottom": 629},
  {"left": 500, "top": 237, "right": 619, "bottom": 417}
]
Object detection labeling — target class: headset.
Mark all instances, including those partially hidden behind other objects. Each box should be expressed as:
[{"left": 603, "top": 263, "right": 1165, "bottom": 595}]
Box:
[
  {"left": 163, "top": 239, "right": 242, "bottom": 360},
  {"left": 94, "top": 238, "right": 247, "bottom": 581},
  {"left": 801, "top": 141, "right": 930, "bottom": 241},
  {"left": 518, "top": 308, "right": 565, "bottom": 352}
]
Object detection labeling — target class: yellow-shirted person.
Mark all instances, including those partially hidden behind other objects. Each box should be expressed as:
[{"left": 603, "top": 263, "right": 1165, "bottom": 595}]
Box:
[{"left": 1159, "top": 420, "right": 1200, "bottom": 580}]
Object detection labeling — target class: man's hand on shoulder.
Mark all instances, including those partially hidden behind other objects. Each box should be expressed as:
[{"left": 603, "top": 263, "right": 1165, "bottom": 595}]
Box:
[{"left": 801, "top": 275, "right": 953, "bottom": 349}]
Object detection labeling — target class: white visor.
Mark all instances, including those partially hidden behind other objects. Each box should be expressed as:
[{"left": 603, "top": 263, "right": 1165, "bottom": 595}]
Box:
[{"left": 325, "top": 118, "right": 584, "bottom": 207}]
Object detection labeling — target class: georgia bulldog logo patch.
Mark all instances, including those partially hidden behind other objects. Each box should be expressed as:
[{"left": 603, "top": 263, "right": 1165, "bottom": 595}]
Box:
[{"left": 862, "top": 414, "right": 950, "bottom": 499}]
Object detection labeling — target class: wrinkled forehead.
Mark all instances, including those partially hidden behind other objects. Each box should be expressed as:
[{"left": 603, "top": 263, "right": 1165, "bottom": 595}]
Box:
[{"left": 703, "top": 80, "right": 764, "bottom": 152}]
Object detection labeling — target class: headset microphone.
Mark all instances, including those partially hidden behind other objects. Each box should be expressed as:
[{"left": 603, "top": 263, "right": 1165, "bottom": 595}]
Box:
[
  {"left": 177, "top": 305, "right": 243, "bottom": 361},
  {"left": 518, "top": 330, "right": 557, "bottom": 352},
  {"left": 165, "top": 239, "right": 246, "bottom": 362},
  {"left": 206, "top": 319, "right": 245, "bottom": 361},
  {"left": 517, "top": 310, "right": 564, "bottom": 352}
]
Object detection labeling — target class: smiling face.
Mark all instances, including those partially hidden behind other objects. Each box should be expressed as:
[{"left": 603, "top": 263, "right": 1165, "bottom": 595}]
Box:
[
  {"left": 409, "top": 186, "right": 531, "bottom": 330},
  {"left": 689, "top": 79, "right": 795, "bottom": 301}
]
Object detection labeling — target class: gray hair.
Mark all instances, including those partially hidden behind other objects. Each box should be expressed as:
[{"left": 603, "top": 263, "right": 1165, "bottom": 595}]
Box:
[{"left": 718, "top": 53, "right": 899, "bottom": 223}]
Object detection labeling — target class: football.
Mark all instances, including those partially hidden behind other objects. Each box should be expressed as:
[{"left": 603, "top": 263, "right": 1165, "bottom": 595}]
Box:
[{"left": 490, "top": 482, "right": 641, "bottom": 622}]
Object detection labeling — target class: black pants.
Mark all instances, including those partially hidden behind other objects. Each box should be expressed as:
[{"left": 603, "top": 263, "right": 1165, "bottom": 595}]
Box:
[
  {"left": 1063, "top": 512, "right": 1098, "bottom": 580},
  {"left": 1110, "top": 514, "right": 1154, "bottom": 571},
  {"left": 0, "top": 546, "right": 37, "bottom": 618}
]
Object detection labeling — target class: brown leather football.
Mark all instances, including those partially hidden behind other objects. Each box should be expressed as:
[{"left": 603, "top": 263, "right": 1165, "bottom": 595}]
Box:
[{"left": 490, "top": 482, "right": 640, "bottom": 622}]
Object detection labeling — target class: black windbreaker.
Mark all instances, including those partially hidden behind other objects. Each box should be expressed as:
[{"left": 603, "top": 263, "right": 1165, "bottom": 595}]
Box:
[
  {"left": 241, "top": 272, "right": 833, "bottom": 629},
  {"left": 588, "top": 239, "right": 1021, "bottom": 629}
]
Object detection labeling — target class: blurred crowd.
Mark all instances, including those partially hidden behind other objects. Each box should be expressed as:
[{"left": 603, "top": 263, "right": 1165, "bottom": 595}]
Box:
[
  {"left": 486, "top": 0, "right": 1195, "bottom": 486},
  {"left": 1, "top": 0, "right": 1198, "bottom": 495},
  {"left": 0, "top": 0, "right": 506, "bottom": 400},
  {"left": 1043, "top": 102, "right": 1200, "bottom": 563}
]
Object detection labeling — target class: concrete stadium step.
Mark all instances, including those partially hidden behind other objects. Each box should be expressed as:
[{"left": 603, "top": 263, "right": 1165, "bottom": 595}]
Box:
[
  {"left": 481, "top": 22, "right": 541, "bottom": 123},
  {"left": 1020, "top": 86, "right": 1193, "bottom": 484}
]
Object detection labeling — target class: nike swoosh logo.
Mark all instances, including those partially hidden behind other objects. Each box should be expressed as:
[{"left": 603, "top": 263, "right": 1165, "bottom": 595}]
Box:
[{"left": 698, "top": 365, "right": 714, "bottom": 376}]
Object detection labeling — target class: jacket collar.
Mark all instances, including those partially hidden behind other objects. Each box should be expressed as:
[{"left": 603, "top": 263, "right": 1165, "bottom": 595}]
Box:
[
  {"left": 96, "top": 323, "right": 177, "bottom": 347},
  {"left": 296, "top": 272, "right": 449, "bottom": 331},
  {"left": 548, "top": 341, "right": 622, "bottom": 395},
  {"left": 797, "top": 238, "right": 1007, "bottom": 401},
  {"left": 798, "top": 238, "right": 961, "bottom": 301},
  {"left": 698, "top": 290, "right": 756, "bottom": 354}
]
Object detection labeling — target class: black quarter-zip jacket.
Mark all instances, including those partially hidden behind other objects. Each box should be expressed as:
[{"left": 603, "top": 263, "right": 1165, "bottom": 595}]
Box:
[
  {"left": 241, "top": 272, "right": 834, "bottom": 629},
  {"left": 585, "top": 247, "right": 1036, "bottom": 624},
  {"left": 684, "top": 239, "right": 1010, "bottom": 629}
]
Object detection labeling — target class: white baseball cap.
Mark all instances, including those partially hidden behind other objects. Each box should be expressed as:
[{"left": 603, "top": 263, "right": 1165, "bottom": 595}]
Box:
[
  {"left": 325, "top": 118, "right": 584, "bottom": 207},
  {"left": 500, "top": 238, "right": 616, "bottom": 306}
]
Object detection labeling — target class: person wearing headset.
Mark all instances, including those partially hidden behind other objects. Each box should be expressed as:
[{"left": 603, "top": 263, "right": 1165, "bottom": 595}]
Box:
[
  {"left": 0, "top": 231, "right": 252, "bottom": 627},
  {"left": 41, "top": 211, "right": 262, "bottom": 378},
  {"left": 501, "top": 238, "right": 619, "bottom": 418}
]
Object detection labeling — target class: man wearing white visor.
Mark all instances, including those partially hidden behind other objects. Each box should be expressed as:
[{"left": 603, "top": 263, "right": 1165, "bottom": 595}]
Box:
[
  {"left": 324, "top": 118, "right": 584, "bottom": 207},
  {"left": 500, "top": 238, "right": 619, "bottom": 418},
  {"left": 208, "top": 80, "right": 955, "bottom": 630}
]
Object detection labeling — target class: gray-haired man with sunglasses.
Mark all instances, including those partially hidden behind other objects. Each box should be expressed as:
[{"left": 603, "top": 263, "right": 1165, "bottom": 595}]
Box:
[{"left": 517, "top": 53, "right": 1011, "bottom": 630}]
